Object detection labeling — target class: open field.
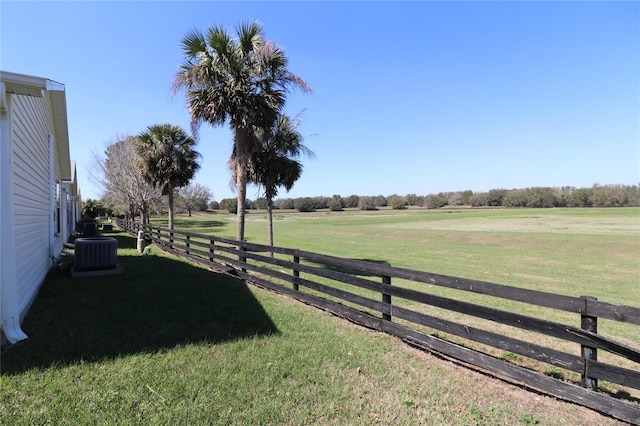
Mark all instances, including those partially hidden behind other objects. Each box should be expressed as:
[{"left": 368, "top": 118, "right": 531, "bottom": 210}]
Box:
[{"left": 158, "top": 207, "right": 639, "bottom": 307}]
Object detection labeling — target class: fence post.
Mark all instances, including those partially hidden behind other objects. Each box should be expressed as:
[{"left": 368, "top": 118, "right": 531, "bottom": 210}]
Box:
[
  {"left": 382, "top": 275, "right": 392, "bottom": 321},
  {"left": 209, "top": 238, "right": 215, "bottom": 264},
  {"left": 580, "top": 295, "right": 598, "bottom": 391},
  {"left": 239, "top": 241, "right": 247, "bottom": 273},
  {"left": 156, "top": 227, "right": 161, "bottom": 246},
  {"left": 169, "top": 230, "right": 174, "bottom": 249},
  {"left": 293, "top": 255, "right": 300, "bottom": 291},
  {"left": 137, "top": 230, "right": 145, "bottom": 254},
  {"left": 186, "top": 234, "right": 190, "bottom": 256}
]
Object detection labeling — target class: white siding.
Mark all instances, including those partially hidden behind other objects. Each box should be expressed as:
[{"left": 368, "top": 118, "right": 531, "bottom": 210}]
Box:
[{"left": 10, "top": 92, "right": 61, "bottom": 320}]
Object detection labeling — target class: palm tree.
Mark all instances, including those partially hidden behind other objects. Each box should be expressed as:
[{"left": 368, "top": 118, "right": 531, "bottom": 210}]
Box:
[
  {"left": 234, "top": 112, "right": 314, "bottom": 251},
  {"left": 136, "top": 124, "right": 200, "bottom": 230},
  {"left": 173, "top": 21, "right": 310, "bottom": 242}
]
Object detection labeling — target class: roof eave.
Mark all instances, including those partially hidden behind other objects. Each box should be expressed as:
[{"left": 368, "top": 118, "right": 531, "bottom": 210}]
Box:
[{"left": 0, "top": 71, "right": 72, "bottom": 180}]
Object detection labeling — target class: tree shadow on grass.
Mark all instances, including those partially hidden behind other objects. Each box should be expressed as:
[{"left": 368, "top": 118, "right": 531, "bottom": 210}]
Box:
[
  {"left": 172, "top": 220, "right": 226, "bottom": 230},
  {"left": 1, "top": 234, "right": 279, "bottom": 375}
]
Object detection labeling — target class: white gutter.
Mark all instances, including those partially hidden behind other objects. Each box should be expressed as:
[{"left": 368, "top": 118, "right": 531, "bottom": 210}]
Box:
[{"left": 0, "top": 81, "right": 7, "bottom": 110}]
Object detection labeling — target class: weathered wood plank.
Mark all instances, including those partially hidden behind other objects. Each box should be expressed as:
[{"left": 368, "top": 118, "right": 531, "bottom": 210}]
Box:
[
  {"left": 295, "top": 276, "right": 384, "bottom": 313},
  {"left": 288, "top": 248, "right": 640, "bottom": 324},
  {"left": 242, "top": 250, "right": 385, "bottom": 293},
  {"left": 181, "top": 246, "right": 236, "bottom": 265},
  {"left": 566, "top": 327, "right": 640, "bottom": 364},
  {"left": 240, "top": 260, "right": 385, "bottom": 315},
  {"left": 160, "top": 245, "right": 240, "bottom": 273},
  {"left": 240, "top": 272, "right": 384, "bottom": 331},
  {"left": 382, "top": 285, "right": 640, "bottom": 360},
  {"left": 292, "top": 249, "right": 584, "bottom": 311},
  {"left": 390, "top": 304, "right": 584, "bottom": 373},
  {"left": 586, "top": 299, "right": 640, "bottom": 326},
  {"left": 587, "top": 360, "right": 640, "bottom": 390}
]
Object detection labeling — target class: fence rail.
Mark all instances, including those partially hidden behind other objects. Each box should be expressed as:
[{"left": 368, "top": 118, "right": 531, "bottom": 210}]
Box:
[{"left": 116, "top": 218, "right": 640, "bottom": 423}]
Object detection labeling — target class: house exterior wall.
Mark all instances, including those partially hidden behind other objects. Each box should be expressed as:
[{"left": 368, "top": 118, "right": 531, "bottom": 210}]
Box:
[
  {"left": 10, "top": 92, "right": 62, "bottom": 320},
  {"left": 1, "top": 71, "right": 75, "bottom": 343}
]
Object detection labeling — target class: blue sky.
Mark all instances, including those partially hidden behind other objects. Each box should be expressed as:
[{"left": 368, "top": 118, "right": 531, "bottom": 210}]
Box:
[{"left": 2, "top": 1, "right": 638, "bottom": 202}]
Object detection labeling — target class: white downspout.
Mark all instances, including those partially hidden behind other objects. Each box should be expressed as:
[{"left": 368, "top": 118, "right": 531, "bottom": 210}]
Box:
[
  {"left": 61, "top": 185, "right": 68, "bottom": 242},
  {"left": 49, "top": 134, "right": 55, "bottom": 260},
  {"left": 0, "top": 82, "right": 28, "bottom": 343},
  {"left": 71, "top": 195, "right": 77, "bottom": 230}
]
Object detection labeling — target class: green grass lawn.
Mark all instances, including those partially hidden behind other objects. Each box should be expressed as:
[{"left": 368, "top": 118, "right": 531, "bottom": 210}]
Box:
[{"left": 1, "top": 208, "right": 637, "bottom": 425}]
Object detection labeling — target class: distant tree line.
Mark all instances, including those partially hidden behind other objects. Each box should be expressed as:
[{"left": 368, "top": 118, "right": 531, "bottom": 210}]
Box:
[{"left": 215, "top": 184, "right": 639, "bottom": 213}]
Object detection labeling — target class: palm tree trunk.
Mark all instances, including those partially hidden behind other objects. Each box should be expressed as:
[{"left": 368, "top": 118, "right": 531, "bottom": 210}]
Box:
[
  {"left": 235, "top": 128, "right": 249, "bottom": 242},
  {"left": 236, "top": 168, "right": 247, "bottom": 242},
  {"left": 266, "top": 196, "right": 274, "bottom": 257},
  {"left": 168, "top": 184, "right": 174, "bottom": 230}
]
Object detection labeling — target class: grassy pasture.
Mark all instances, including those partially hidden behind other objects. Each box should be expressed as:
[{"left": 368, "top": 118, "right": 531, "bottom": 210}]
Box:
[{"left": 162, "top": 207, "right": 639, "bottom": 306}]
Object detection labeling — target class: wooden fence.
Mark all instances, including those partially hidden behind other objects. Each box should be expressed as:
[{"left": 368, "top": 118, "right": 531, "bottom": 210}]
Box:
[{"left": 116, "top": 219, "right": 640, "bottom": 423}]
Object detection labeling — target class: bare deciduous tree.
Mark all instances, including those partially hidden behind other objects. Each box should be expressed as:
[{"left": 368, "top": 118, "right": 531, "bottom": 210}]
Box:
[
  {"left": 178, "top": 184, "right": 212, "bottom": 216},
  {"left": 89, "top": 135, "right": 162, "bottom": 223}
]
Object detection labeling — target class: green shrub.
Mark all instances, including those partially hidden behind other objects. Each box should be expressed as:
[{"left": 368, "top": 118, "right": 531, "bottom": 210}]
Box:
[
  {"left": 357, "top": 196, "right": 377, "bottom": 210},
  {"left": 275, "top": 198, "right": 295, "bottom": 209},
  {"left": 424, "top": 194, "right": 446, "bottom": 209},
  {"left": 328, "top": 195, "right": 344, "bottom": 211},
  {"left": 344, "top": 195, "right": 360, "bottom": 208},
  {"left": 250, "top": 198, "right": 267, "bottom": 209},
  {"left": 405, "top": 193, "right": 424, "bottom": 206},
  {"left": 469, "top": 192, "right": 489, "bottom": 207},
  {"left": 390, "top": 195, "right": 407, "bottom": 210},
  {"left": 294, "top": 197, "right": 315, "bottom": 212},
  {"left": 219, "top": 198, "right": 237, "bottom": 214}
]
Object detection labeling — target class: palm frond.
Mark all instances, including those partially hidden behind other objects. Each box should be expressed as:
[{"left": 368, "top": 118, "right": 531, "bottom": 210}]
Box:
[
  {"left": 237, "top": 20, "right": 264, "bottom": 54},
  {"left": 206, "top": 25, "right": 234, "bottom": 59},
  {"left": 181, "top": 28, "right": 206, "bottom": 58},
  {"left": 136, "top": 123, "right": 201, "bottom": 192}
]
